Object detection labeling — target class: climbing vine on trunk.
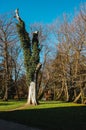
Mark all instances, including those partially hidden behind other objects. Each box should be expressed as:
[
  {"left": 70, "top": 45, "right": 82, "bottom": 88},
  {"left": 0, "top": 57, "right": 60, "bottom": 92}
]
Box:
[{"left": 15, "top": 9, "right": 41, "bottom": 105}]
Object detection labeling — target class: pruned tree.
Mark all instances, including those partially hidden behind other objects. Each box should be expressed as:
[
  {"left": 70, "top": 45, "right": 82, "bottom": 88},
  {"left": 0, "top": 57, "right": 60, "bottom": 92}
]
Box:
[{"left": 15, "top": 9, "right": 42, "bottom": 105}]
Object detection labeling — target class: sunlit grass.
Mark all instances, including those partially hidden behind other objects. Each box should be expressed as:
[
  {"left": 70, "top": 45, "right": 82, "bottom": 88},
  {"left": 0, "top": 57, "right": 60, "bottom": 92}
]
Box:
[
  {"left": 0, "top": 100, "right": 26, "bottom": 111},
  {"left": 0, "top": 100, "right": 85, "bottom": 111}
]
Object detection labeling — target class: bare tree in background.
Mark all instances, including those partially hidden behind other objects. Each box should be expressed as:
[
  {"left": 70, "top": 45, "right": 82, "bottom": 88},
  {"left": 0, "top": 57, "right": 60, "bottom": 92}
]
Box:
[
  {"left": 49, "top": 5, "right": 86, "bottom": 103},
  {"left": 0, "top": 13, "right": 22, "bottom": 100}
]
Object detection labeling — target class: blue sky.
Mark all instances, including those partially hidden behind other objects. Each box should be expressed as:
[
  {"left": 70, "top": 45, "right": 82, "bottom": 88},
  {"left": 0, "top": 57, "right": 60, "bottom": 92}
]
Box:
[{"left": 0, "top": 0, "right": 86, "bottom": 25}]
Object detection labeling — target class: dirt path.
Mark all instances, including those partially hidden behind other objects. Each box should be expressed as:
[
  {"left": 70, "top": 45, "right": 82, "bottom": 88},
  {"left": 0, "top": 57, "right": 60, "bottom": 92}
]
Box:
[{"left": 0, "top": 119, "right": 41, "bottom": 130}]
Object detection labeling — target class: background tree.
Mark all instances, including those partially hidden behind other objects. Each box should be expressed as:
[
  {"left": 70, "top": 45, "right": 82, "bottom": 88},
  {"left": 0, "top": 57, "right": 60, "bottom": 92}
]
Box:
[
  {"left": 0, "top": 12, "right": 23, "bottom": 100},
  {"left": 48, "top": 6, "right": 86, "bottom": 103}
]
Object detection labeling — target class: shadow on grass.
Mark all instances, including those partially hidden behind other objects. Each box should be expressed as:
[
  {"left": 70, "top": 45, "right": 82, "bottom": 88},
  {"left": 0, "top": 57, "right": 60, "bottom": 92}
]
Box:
[
  {"left": 0, "top": 106, "right": 86, "bottom": 130},
  {"left": 0, "top": 103, "right": 14, "bottom": 106}
]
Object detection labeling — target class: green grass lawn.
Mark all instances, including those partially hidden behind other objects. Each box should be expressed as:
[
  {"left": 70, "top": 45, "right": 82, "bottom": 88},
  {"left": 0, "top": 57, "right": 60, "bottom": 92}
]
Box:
[
  {"left": 0, "top": 100, "right": 26, "bottom": 111},
  {"left": 0, "top": 100, "right": 86, "bottom": 130}
]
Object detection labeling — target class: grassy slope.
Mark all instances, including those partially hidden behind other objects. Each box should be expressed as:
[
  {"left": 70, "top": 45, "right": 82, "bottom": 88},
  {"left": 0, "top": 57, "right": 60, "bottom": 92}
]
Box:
[{"left": 0, "top": 100, "right": 86, "bottom": 130}]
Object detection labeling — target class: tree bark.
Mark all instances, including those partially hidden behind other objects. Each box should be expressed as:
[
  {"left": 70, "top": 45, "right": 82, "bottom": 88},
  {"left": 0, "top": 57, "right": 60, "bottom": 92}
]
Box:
[
  {"left": 27, "top": 63, "right": 42, "bottom": 105},
  {"left": 73, "top": 92, "right": 81, "bottom": 103},
  {"left": 3, "top": 41, "right": 9, "bottom": 101}
]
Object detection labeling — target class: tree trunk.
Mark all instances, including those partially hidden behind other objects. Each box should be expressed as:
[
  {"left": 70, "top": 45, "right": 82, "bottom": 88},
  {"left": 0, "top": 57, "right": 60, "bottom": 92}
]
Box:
[
  {"left": 80, "top": 86, "right": 84, "bottom": 104},
  {"left": 27, "top": 63, "right": 42, "bottom": 105},
  {"left": 65, "top": 81, "right": 69, "bottom": 102},
  {"left": 73, "top": 92, "right": 81, "bottom": 103},
  {"left": 27, "top": 82, "right": 37, "bottom": 105},
  {"left": 3, "top": 41, "right": 9, "bottom": 101},
  {"left": 3, "top": 85, "right": 8, "bottom": 101}
]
